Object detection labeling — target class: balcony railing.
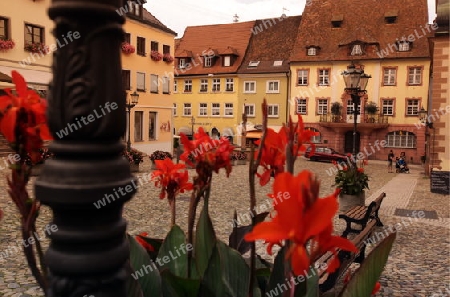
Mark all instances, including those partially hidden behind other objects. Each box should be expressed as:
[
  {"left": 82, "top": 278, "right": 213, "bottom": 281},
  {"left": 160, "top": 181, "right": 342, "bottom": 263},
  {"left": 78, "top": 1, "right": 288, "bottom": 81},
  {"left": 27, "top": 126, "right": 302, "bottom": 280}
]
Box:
[{"left": 319, "top": 113, "right": 389, "bottom": 124}]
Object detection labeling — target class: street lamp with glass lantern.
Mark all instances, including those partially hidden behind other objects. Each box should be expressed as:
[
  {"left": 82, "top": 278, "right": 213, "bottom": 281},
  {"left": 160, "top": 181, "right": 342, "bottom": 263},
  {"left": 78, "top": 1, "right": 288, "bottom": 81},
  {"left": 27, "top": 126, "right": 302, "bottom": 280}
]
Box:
[
  {"left": 341, "top": 63, "right": 371, "bottom": 160},
  {"left": 126, "top": 91, "right": 139, "bottom": 151}
]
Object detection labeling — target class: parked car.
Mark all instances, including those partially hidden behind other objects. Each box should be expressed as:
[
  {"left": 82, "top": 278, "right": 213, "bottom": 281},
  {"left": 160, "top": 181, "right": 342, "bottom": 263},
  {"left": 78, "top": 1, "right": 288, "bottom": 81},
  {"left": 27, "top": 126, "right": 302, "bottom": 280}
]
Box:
[{"left": 304, "top": 146, "right": 347, "bottom": 163}]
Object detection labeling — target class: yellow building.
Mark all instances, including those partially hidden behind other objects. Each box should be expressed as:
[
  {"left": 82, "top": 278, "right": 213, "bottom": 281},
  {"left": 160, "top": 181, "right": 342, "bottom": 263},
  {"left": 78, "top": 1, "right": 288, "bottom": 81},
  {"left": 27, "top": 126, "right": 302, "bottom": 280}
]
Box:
[
  {"left": 289, "top": 0, "right": 431, "bottom": 163},
  {"left": 121, "top": 4, "right": 177, "bottom": 155},
  {"left": 173, "top": 21, "right": 256, "bottom": 143},
  {"left": 0, "top": 0, "right": 54, "bottom": 93}
]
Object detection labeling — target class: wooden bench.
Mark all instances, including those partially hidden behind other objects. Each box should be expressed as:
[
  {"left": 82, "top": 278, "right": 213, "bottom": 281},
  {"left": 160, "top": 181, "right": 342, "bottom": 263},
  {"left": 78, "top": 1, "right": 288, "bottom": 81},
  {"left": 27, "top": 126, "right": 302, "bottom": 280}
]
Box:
[
  {"left": 316, "top": 193, "right": 386, "bottom": 295},
  {"left": 339, "top": 192, "right": 385, "bottom": 238}
]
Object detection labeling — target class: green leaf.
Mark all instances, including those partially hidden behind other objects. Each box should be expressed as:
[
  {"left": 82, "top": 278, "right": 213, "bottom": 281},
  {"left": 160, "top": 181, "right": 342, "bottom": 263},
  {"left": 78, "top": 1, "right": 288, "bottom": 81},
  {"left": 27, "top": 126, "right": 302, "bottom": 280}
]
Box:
[
  {"left": 158, "top": 225, "right": 189, "bottom": 278},
  {"left": 228, "top": 212, "right": 269, "bottom": 255},
  {"left": 161, "top": 269, "right": 201, "bottom": 297},
  {"left": 200, "top": 241, "right": 250, "bottom": 297},
  {"left": 127, "top": 234, "right": 162, "bottom": 297},
  {"left": 195, "top": 207, "right": 217, "bottom": 277},
  {"left": 266, "top": 245, "right": 287, "bottom": 295},
  {"left": 135, "top": 235, "right": 163, "bottom": 261},
  {"left": 339, "top": 232, "right": 396, "bottom": 297}
]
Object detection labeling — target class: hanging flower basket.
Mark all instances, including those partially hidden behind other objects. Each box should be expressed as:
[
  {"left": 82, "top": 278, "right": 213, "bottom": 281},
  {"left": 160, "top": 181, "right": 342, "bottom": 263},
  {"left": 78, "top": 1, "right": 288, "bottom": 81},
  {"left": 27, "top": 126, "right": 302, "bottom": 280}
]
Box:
[
  {"left": 150, "top": 50, "right": 163, "bottom": 61},
  {"left": 24, "top": 42, "right": 49, "bottom": 54},
  {"left": 163, "top": 53, "right": 174, "bottom": 63},
  {"left": 121, "top": 42, "right": 135, "bottom": 54},
  {"left": 0, "top": 39, "right": 15, "bottom": 51}
]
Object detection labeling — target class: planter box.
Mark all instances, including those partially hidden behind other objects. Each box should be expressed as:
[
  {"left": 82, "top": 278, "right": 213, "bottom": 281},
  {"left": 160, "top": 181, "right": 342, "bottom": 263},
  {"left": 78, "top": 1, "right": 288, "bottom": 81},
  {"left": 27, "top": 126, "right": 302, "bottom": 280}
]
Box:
[
  {"left": 30, "top": 164, "right": 43, "bottom": 176},
  {"left": 236, "top": 160, "right": 247, "bottom": 165},
  {"left": 338, "top": 192, "right": 365, "bottom": 213}
]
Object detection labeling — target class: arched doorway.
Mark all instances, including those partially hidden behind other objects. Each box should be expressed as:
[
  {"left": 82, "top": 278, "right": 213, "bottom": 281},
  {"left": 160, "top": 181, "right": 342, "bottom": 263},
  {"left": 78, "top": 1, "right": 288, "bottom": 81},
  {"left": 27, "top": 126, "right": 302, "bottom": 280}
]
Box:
[
  {"left": 211, "top": 127, "right": 219, "bottom": 139},
  {"left": 344, "top": 131, "right": 360, "bottom": 154}
]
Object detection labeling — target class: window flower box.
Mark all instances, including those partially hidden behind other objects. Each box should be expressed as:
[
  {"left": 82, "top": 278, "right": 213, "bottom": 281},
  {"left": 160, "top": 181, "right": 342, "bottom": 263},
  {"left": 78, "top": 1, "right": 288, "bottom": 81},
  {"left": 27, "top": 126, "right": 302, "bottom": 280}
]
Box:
[
  {"left": 0, "top": 39, "right": 15, "bottom": 51},
  {"left": 163, "top": 53, "right": 174, "bottom": 63},
  {"left": 150, "top": 50, "right": 163, "bottom": 61},
  {"left": 121, "top": 42, "right": 135, "bottom": 54},
  {"left": 24, "top": 42, "right": 49, "bottom": 54}
]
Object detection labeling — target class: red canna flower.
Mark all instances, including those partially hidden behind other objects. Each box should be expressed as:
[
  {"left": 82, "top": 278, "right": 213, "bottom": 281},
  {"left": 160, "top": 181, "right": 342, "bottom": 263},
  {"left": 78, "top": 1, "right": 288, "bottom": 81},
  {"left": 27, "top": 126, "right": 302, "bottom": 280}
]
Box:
[
  {"left": 135, "top": 232, "right": 155, "bottom": 252},
  {"left": 357, "top": 167, "right": 364, "bottom": 173},
  {"left": 0, "top": 70, "right": 52, "bottom": 163},
  {"left": 180, "top": 127, "right": 234, "bottom": 177},
  {"left": 245, "top": 171, "right": 357, "bottom": 276},
  {"left": 371, "top": 281, "right": 381, "bottom": 295},
  {"left": 151, "top": 158, "right": 193, "bottom": 199},
  {"left": 255, "top": 128, "right": 286, "bottom": 185}
]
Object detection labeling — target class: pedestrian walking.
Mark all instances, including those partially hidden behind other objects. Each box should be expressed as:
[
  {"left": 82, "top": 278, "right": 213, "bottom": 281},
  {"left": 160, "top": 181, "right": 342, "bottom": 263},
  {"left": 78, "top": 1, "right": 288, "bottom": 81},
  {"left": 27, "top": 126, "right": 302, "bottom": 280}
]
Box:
[{"left": 388, "top": 150, "right": 394, "bottom": 173}]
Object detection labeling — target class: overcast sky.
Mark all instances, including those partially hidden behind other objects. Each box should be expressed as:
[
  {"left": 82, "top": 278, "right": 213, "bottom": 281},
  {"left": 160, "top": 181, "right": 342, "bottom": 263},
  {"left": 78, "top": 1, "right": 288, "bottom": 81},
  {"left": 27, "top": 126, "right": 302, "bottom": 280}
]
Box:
[{"left": 144, "top": 0, "right": 437, "bottom": 38}]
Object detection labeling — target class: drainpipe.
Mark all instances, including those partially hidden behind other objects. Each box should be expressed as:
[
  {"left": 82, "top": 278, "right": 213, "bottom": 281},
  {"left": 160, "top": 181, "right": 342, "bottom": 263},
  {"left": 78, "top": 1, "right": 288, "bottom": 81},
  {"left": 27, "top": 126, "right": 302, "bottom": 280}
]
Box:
[{"left": 286, "top": 68, "right": 291, "bottom": 123}]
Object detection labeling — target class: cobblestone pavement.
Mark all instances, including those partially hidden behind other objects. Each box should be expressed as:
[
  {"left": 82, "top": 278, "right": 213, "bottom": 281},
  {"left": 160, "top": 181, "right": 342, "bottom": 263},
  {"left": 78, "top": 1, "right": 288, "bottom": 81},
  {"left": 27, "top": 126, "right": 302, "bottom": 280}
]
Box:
[{"left": 0, "top": 157, "right": 448, "bottom": 296}]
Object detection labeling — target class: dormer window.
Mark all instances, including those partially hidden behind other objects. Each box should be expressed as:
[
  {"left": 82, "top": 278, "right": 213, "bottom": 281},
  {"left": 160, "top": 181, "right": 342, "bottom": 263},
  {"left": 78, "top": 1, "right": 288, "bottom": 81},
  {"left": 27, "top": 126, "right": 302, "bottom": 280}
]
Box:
[
  {"left": 397, "top": 41, "right": 411, "bottom": 52},
  {"left": 307, "top": 47, "right": 317, "bottom": 56},
  {"left": 203, "top": 56, "right": 215, "bottom": 67},
  {"left": 273, "top": 60, "right": 283, "bottom": 66},
  {"left": 331, "top": 14, "right": 343, "bottom": 28},
  {"left": 223, "top": 56, "right": 231, "bottom": 67},
  {"left": 127, "top": 1, "right": 142, "bottom": 17},
  {"left": 351, "top": 44, "right": 363, "bottom": 56},
  {"left": 384, "top": 10, "right": 398, "bottom": 24},
  {"left": 248, "top": 61, "right": 260, "bottom": 67},
  {"left": 178, "top": 58, "right": 186, "bottom": 69}
]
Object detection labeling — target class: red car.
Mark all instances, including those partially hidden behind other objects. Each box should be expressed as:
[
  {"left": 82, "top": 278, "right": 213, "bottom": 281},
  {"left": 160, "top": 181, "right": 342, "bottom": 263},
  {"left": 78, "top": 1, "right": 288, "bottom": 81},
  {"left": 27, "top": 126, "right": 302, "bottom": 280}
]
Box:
[{"left": 304, "top": 146, "right": 347, "bottom": 163}]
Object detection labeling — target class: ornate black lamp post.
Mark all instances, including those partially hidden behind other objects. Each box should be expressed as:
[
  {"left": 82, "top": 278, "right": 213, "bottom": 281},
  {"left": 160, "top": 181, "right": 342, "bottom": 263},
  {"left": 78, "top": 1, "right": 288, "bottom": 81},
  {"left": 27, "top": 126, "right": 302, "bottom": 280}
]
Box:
[
  {"left": 342, "top": 64, "right": 371, "bottom": 160},
  {"left": 35, "top": 0, "right": 137, "bottom": 296},
  {"left": 126, "top": 91, "right": 139, "bottom": 151}
]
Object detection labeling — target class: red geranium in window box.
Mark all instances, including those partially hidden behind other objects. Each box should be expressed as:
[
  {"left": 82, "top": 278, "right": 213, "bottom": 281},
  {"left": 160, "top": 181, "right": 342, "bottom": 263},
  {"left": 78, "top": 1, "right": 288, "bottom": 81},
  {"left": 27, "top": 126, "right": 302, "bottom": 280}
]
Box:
[
  {"left": 163, "top": 53, "right": 174, "bottom": 63},
  {"left": 24, "top": 42, "right": 49, "bottom": 54},
  {"left": 121, "top": 42, "right": 135, "bottom": 54},
  {"left": 0, "top": 39, "right": 15, "bottom": 51},
  {"left": 150, "top": 50, "right": 163, "bottom": 61}
]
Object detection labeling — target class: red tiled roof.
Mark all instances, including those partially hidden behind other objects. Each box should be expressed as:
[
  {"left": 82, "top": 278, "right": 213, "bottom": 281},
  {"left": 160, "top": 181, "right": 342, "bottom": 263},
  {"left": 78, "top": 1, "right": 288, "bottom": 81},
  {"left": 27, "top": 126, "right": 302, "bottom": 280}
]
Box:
[
  {"left": 238, "top": 15, "right": 302, "bottom": 73},
  {"left": 290, "top": 0, "right": 431, "bottom": 61},
  {"left": 174, "top": 21, "right": 256, "bottom": 75},
  {"left": 142, "top": 9, "right": 177, "bottom": 36}
]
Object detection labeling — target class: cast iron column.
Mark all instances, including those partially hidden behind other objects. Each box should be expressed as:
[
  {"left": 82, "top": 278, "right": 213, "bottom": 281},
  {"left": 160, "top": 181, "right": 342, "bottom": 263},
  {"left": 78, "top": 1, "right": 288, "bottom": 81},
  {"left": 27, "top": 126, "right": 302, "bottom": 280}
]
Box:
[
  {"left": 351, "top": 93, "right": 360, "bottom": 160},
  {"left": 35, "top": 1, "right": 136, "bottom": 296}
]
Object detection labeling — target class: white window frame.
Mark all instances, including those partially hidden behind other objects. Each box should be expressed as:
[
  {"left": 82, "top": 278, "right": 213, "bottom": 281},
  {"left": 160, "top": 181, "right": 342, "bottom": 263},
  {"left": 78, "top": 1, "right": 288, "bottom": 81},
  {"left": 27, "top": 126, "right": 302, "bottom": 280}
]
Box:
[
  {"left": 179, "top": 58, "right": 186, "bottom": 69},
  {"left": 211, "top": 103, "right": 220, "bottom": 116},
  {"left": 408, "top": 67, "right": 422, "bottom": 85},
  {"left": 244, "top": 81, "right": 256, "bottom": 93},
  {"left": 244, "top": 104, "right": 255, "bottom": 117},
  {"left": 184, "top": 79, "right": 192, "bottom": 93},
  {"left": 173, "top": 103, "right": 177, "bottom": 116},
  {"left": 150, "top": 74, "right": 158, "bottom": 93},
  {"left": 318, "top": 69, "right": 329, "bottom": 86},
  {"left": 225, "top": 78, "right": 234, "bottom": 92},
  {"left": 162, "top": 76, "right": 170, "bottom": 94},
  {"left": 317, "top": 99, "right": 329, "bottom": 115},
  {"left": 296, "top": 98, "right": 307, "bottom": 115},
  {"left": 398, "top": 41, "right": 410, "bottom": 51},
  {"left": 383, "top": 68, "right": 396, "bottom": 86},
  {"left": 199, "top": 103, "right": 208, "bottom": 116},
  {"left": 204, "top": 56, "right": 213, "bottom": 67},
  {"left": 347, "top": 100, "right": 361, "bottom": 115},
  {"left": 224, "top": 56, "right": 231, "bottom": 67},
  {"left": 173, "top": 80, "right": 178, "bottom": 93},
  {"left": 307, "top": 47, "right": 317, "bottom": 56},
  {"left": 386, "top": 131, "right": 416, "bottom": 148},
  {"left": 406, "top": 99, "right": 420, "bottom": 116},
  {"left": 297, "top": 70, "right": 308, "bottom": 85},
  {"left": 212, "top": 78, "right": 220, "bottom": 92},
  {"left": 382, "top": 99, "right": 394, "bottom": 116},
  {"left": 183, "top": 103, "right": 192, "bottom": 116},
  {"left": 267, "top": 104, "right": 279, "bottom": 118},
  {"left": 136, "top": 72, "right": 145, "bottom": 91},
  {"left": 200, "top": 79, "right": 208, "bottom": 92},
  {"left": 351, "top": 44, "right": 363, "bottom": 55},
  {"left": 266, "top": 80, "right": 280, "bottom": 93},
  {"left": 224, "top": 103, "right": 234, "bottom": 117}
]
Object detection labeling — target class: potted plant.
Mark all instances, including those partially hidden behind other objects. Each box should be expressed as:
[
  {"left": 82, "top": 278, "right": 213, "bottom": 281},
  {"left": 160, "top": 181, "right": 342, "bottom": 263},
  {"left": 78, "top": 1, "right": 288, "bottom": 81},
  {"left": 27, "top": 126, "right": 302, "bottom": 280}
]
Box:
[
  {"left": 149, "top": 150, "right": 173, "bottom": 169},
  {"left": 24, "top": 42, "right": 49, "bottom": 54},
  {"left": 121, "top": 42, "right": 135, "bottom": 54},
  {"left": 365, "top": 101, "right": 378, "bottom": 122},
  {"left": 0, "top": 39, "right": 15, "bottom": 51},
  {"left": 150, "top": 50, "right": 163, "bottom": 61},
  {"left": 231, "top": 150, "right": 247, "bottom": 165},
  {"left": 330, "top": 101, "right": 342, "bottom": 122},
  {"left": 122, "top": 148, "right": 144, "bottom": 172},
  {"left": 332, "top": 155, "right": 369, "bottom": 213},
  {"left": 163, "top": 53, "right": 174, "bottom": 63}
]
